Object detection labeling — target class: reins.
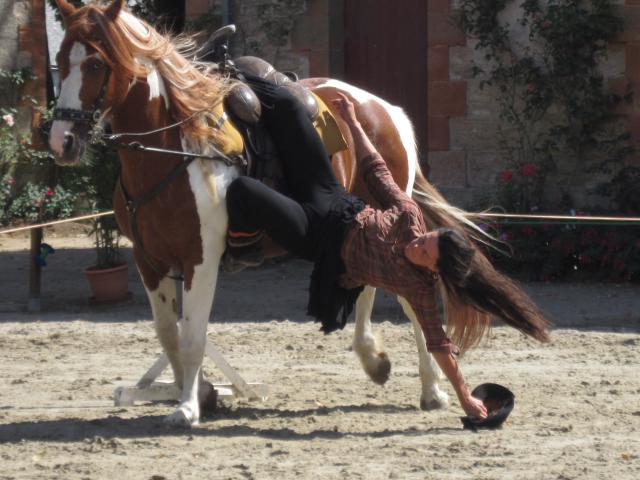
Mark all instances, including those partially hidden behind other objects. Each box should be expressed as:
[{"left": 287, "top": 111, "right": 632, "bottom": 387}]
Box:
[{"left": 53, "top": 63, "right": 246, "bottom": 282}]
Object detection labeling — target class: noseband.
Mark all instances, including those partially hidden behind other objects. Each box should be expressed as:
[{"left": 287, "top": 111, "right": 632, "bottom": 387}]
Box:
[{"left": 52, "top": 69, "right": 111, "bottom": 126}]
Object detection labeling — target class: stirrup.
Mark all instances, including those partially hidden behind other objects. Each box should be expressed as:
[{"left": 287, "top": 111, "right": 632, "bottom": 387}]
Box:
[{"left": 222, "top": 246, "right": 264, "bottom": 274}]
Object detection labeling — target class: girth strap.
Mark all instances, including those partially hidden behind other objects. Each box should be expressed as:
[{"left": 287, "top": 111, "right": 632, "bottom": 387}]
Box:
[{"left": 118, "top": 157, "right": 196, "bottom": 281}]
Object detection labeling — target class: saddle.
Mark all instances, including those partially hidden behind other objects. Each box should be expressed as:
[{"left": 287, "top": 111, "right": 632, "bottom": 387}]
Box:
[{"left": 198, "top": 25, "right": 346, "bottom": 191}]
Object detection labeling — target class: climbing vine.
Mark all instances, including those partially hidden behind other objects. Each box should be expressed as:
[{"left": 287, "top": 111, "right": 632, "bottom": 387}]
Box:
[{"left": 459, "top": 0, "right": 632, "bottom": 213}]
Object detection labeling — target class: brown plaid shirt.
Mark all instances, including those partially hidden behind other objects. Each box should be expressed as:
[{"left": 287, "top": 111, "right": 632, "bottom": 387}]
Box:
[{"left": 340, "top": 153, "right": 454, "bottom": 353}]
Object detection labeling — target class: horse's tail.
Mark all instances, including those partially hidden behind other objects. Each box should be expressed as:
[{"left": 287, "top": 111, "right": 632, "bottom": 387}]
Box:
[{"left": 411, "top": 167, "right": 550, "bottom": 351}]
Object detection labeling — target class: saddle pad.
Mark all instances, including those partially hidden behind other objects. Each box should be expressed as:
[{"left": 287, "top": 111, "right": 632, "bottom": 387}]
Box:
[
  {"left": 213, "top": 102, "right": 245, "bottom": 157},
  {"left": 312, "top": 93, "right": 348, "bottom": 156}
]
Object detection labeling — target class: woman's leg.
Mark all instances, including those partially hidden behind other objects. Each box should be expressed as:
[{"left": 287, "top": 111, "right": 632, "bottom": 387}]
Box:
[
  {"left": 246, "top": 75, "right": 343, "bottom": 206},
  {"left": 226, "top": 176, "right": 312, "bottom": 258}
]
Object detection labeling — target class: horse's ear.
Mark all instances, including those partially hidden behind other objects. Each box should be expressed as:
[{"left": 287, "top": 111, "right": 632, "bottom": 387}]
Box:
[
  {"left": 55, "top": 0, "right": 76, "bottom": 22},
  {"left": 104, "top": 0, "right": 125, "bottom": 21}
]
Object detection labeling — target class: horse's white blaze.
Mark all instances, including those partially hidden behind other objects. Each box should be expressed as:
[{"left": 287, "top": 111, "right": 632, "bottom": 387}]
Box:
[
  {"left": 49, "top": 42, "right": 87, "bottom": 156},
  {"left": 314, "top": 79, "right": 418, "bottom": 193}
]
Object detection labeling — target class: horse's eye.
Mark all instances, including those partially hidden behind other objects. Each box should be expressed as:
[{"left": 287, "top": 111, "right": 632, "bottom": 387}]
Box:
[{"left": 89, "top": 60, "right": 104, "bottom": 71}]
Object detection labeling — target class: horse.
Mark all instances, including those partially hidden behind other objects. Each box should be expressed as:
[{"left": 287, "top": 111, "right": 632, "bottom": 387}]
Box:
[{"left": 49, "top": 0, "right": 467, "bottom": 426}]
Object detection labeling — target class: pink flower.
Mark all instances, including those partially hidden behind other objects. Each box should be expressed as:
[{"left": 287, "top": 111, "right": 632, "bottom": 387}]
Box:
[
  {"left": 45, "top": 188, "right": 54, "bottom": 198},
  {"left": 542, "top": 19, "right": 552, "bottom": 29},
  {"left": 520, "top": 163, "right": 537, "bottom": 178},
  {"left": 526, "top": 83, "right": 538, "bottom": 94},
  {"left": 2, "top": 114, "right": 14, "bottom": 127},
  {"left": 499, "top": 170, "right": 514, "bottom": 183}
]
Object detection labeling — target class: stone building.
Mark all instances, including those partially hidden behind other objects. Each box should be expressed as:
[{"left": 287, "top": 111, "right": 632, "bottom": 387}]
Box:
[
  {"left": 190, "top": 0, "right": 640, "bottom": 209},
  {"left": 1, "top": 0, "right": 48, "bottom": 135},
  {"left": 23, "top": 0, "right": 640, "bottom": 208}
]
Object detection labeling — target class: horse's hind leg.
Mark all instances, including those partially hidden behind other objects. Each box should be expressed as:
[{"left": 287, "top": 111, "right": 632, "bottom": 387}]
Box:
[
  {"left": 353, "top": 286, "right": 391, "bottom": 385},
  {"left": 397, "top": 297, "right": 449, "bottom": 410}
]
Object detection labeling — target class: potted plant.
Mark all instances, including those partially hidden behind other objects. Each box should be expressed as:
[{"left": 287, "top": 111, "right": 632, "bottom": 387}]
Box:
[{"left": 83, "top": 144, "right": 129, "bottom": 303}]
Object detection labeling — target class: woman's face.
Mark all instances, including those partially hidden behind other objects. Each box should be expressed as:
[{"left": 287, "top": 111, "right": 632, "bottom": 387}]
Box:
[{"left": 404, "top": 231, "right": 439, "bottom": 272}]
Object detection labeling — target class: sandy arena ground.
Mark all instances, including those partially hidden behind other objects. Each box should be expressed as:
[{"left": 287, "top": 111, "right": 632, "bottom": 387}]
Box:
[{"left": 0, "top": 229, "right": 639, "bottom": 480}]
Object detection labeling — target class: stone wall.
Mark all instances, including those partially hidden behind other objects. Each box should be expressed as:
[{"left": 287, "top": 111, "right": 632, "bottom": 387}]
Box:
[
  {"left": 0, "top": 0, "right": 47, "bottom": 136},
  {"left": 184, "top": 0, "right": 638, "bottom": 209},
  {"left": 188, "top": 0, "right": 331, "bottom": 78},
  {"left": 429, "top": 0, "right": 639, "bottom": 208}
]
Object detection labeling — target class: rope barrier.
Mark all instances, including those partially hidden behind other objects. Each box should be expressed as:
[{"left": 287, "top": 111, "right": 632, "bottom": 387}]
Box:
[
  {"left": 1, "top": 210, "right": 639, "bottom": 236},
  {"left": 0, "top": 211, "right": 114, "bottom": 235},
  {"left": 471, "top": 213, "right": 640, "bottom": 225}
]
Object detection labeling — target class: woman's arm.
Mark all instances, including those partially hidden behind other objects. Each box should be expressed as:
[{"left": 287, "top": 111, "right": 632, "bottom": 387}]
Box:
[
  {"left": 331, "top": 93, "right": 377, "bottom": 158},
  {"left": 432, "top": 351, "right": 488, "bottom": 419},
  {"left": 332, "top": 94, "right": 413, "bottom": 209}
]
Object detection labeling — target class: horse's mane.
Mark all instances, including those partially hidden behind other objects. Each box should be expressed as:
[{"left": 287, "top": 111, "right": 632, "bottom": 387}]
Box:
[{"left": 65, "top": 4, "right": 232, "bottom": 145}]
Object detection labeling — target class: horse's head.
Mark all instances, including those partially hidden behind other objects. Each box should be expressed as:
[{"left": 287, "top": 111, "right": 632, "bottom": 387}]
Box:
[{"left": 49, "top": 0, "right": 128, "bottom": 165}]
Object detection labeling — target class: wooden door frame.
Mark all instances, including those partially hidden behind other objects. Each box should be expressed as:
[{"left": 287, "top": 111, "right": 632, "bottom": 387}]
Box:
[{"left": 328, "top": 0, "right": 429, "bottom": 162}]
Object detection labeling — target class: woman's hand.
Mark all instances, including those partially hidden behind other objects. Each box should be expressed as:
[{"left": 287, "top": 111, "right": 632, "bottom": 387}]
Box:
[
  {"left": 432, "top": 351, "right": 488, "bottom": 420},
  {"left": 460, "top": 392, "right": 488, "bottom": 420},
  {"left": 331, "top": 92, "right": 359, "bottom": 126}
]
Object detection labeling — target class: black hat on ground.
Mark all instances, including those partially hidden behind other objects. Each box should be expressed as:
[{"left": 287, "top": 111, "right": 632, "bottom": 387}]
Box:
[{"left": 460, "top": 383, "right": 515, "bottom": 431}]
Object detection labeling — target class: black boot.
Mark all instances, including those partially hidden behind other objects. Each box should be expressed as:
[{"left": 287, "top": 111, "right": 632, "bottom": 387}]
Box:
[{"left": 222, "top": 230, "right": 265, "bottom": 274}]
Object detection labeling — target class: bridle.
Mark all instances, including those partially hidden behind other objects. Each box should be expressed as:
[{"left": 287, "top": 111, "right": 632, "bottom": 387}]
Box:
[
  {"left": 52, "top": 60, "right": 246, "bottom": 281},
  {"left": 52, "top": 68, "right": 112, "bottom": 126}
]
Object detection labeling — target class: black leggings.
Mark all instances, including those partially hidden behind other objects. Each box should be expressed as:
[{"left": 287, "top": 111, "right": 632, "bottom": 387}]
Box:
[{"left": 226, "top": 76, "right": 345, "bottom": 260}]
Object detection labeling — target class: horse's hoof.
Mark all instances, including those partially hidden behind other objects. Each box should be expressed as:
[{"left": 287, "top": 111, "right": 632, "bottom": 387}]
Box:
[
  {"left": 366, "top": 352, "right": 391, "bottom": 386},
  {"left": 420, "top": 390, "right": 449, "bottom": 411},
  {"left": 165, "top": 405, "right": 199, "bottom": 428}
]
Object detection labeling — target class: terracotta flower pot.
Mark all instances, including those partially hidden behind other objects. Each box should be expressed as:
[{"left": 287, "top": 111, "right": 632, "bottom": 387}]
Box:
[{"left": 84, "top": 262, "right": 129, "bottom": 303}]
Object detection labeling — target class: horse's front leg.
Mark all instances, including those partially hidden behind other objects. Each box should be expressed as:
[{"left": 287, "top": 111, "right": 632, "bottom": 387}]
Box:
[
  {"left": 142, "top": 274, "right": 183, "bottom": 388},
  {"left": 162, "top": 213, "right": 226, "bottom": 427},
  {"left": 352, "top": 286, "right": 391, "bottom": 385},
  {"left": 396, "top": 297, "right": 449, "bottom": 410}
]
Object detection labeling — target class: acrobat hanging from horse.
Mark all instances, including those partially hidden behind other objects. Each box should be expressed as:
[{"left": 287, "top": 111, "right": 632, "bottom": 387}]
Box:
[{"left": 48, "top": 0, "right": 549, "bottom": 427}]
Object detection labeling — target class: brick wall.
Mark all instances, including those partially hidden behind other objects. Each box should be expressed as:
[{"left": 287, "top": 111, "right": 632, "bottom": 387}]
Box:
[
  {"left": 184, "top": 1, "right": 637, "bottom": 208},
  {"left": 428, "top": 1, "right": 639, "bottom": 207},
  {"left": 425, "top": 0, "right": 470, "bottom": 203},
  {"left": 18, "top": 0, "right": 47, "bottom": 126}
]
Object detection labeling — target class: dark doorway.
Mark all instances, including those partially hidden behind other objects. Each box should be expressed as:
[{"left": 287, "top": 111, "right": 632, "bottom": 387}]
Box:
[
  {"left": 154, "top": 0, "right": 185, "bottom": 33},
  {"left": 342, "top": 0, "right": 428, "bottom": 156}
]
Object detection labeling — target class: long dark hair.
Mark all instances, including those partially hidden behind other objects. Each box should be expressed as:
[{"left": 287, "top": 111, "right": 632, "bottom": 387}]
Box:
[{"left": 436, "top": 227, "right": 550, "bottom": 347}]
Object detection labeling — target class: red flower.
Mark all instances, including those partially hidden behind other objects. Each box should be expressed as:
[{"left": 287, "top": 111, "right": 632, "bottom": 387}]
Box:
[
  {"left": 499, "top": 170, "right": 514, "bottom": 183},
  {"left": 542, "top": 19, "right": 552, "bottom": 29},
  {"left": 520, "top": 163, "right": 537, "bottom": 178},
  {"left": 45, "top": 188, "right": 54, "bottom": 198}
]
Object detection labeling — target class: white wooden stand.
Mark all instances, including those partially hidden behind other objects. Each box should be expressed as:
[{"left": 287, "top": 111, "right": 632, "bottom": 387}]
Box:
[{"left": 114, "top": 340, "right": 268, "bottom": 406}]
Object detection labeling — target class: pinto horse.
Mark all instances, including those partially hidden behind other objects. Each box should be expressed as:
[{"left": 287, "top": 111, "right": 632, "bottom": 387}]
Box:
[{"left": 50, "top": 0, "right": 471, "bottom": 426}]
